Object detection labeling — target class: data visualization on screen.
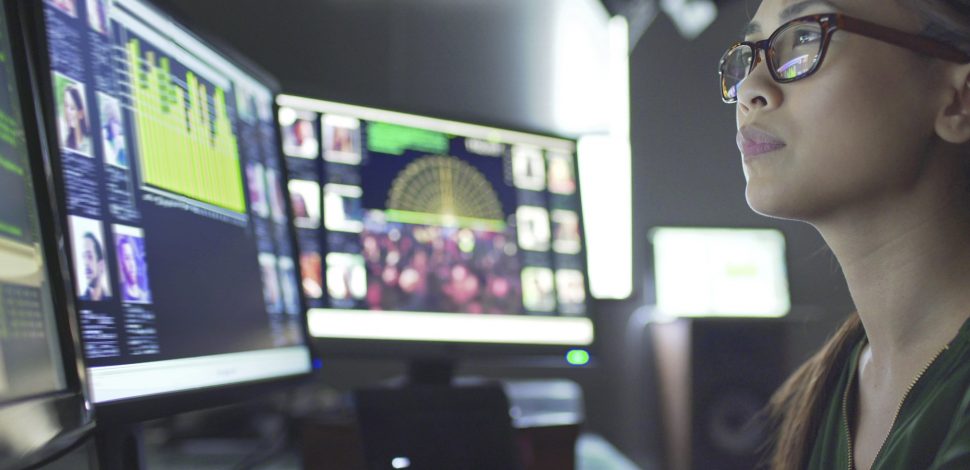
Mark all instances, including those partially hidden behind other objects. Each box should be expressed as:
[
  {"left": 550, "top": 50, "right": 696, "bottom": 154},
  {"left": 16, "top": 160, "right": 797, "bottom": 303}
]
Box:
[
  {"left": 0, "top": 3, "right": 65, "bottom": 404},
  {"left": 126, "top": 38, "right": 245, "bottom": 214},
  {"left": 278, "top": 96, "right": 593, "bottom": 346},
  {"left": 38, "top": 0, "right": 310, "bottom": 403}
]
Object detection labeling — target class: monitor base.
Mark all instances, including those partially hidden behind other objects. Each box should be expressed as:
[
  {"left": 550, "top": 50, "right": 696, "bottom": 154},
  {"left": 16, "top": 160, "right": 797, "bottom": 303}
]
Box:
[
  {"left": 354, "top": 381, "right": 521, "bottom": 470},
  {"left": 405, "top": 357, "right": 455, "bottom": 386},
  {"left": 95, "top": 423, "right": 145, "bottom": 470}
]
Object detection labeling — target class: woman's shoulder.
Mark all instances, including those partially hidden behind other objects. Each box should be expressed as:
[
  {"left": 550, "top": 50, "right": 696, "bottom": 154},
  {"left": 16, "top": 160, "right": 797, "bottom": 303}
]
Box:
[
  {"left": 926, "top": 383, "right": 970, "bottom": 468},
  {"left": 919, "top": 324, "right": 970, "bottom": 469}
]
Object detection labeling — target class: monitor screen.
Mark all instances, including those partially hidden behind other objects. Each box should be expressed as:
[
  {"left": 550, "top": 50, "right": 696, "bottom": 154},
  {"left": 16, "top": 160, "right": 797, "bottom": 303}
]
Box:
[
  {"left": 277, "top": 95, "right": 593, "bottom": 346},
  {"left": 0, "top": 0, "right": 65, "bottom": 406},
  {"left": 36, "top": 0, "right": 310, "bottom": 403},
  {"left": 650, "top": 227, "right": 791, "bottom": 317}
]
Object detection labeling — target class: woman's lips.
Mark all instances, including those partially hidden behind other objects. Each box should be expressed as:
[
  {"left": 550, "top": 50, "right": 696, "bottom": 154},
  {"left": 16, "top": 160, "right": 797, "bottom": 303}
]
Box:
[{"left": 737, "top": 127, "right": 786, "bottom": 160}]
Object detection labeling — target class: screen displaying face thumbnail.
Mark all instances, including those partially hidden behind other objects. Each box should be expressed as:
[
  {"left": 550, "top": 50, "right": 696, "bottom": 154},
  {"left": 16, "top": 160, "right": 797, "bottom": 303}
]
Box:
[
  {"left": 0, "top": 5, "right": 66, "bottom": 403},
  {"left": 40, "top": 0, "right": 310, "bottom": 402},
  {"left": 278, "top": 97, "right": 593, "bottom": 346}
]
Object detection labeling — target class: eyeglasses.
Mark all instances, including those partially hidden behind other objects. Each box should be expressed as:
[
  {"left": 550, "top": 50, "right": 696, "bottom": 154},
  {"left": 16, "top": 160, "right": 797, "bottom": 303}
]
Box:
[{"left": 719, "top": 13, "right": 970, "bottom": 103}]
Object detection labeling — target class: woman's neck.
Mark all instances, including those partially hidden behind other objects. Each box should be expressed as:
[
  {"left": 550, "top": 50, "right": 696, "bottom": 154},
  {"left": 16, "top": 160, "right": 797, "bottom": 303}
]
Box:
[{"left": 815, "top": 168, "right": 970, "bottom": 372}]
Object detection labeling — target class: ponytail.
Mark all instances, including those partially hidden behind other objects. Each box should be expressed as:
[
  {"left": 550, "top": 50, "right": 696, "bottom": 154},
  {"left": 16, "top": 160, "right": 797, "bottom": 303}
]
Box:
[{"left": 764, "top": 313, "right": 865, "bottom": 469}]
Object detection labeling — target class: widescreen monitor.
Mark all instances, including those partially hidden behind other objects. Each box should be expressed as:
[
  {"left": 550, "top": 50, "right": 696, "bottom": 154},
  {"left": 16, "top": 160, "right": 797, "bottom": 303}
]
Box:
[
  {"left": 277, "top": 95, "right": 594, "bottom": 351},
  {"left": 0, "top": 0, "right": 92, "bottom": 465},
  {"left": 23, "top": 0, "right": 312, "bottom": 407},
  {"left": 650, "top": 227, "right": 791, "bottom": 317}
]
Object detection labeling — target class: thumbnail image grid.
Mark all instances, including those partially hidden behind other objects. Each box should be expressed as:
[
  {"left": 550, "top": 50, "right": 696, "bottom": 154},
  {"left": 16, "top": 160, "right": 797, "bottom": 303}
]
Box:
[{"left": 360, "top": 213, "right": 523, "bottom": 315}]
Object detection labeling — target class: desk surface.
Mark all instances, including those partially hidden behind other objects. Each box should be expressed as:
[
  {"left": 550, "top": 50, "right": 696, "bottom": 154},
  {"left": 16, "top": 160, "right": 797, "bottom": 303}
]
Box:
[{"left": 146, "top": 433, "right": 644, "bottom": 470}]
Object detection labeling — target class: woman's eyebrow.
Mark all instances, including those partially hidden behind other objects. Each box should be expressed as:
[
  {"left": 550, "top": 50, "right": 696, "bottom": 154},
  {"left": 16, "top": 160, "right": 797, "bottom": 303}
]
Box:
[
  {"left": 742, "top": 22, "right": 761, "bottom": 38},
  {"left": 741, "top": 0, "right": 840, "bottom": 38}
]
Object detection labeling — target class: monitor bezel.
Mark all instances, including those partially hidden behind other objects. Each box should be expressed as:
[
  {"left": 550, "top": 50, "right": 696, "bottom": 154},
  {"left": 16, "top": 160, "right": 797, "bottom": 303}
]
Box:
[
  {"left": 17, "top": 0, "right": 315, "bottom": 423},
  {"left": 0, "top": 0, "right": 95, "bottom": 466},
  {"left": 277, "top": 94, "right": 597, "bottom": 362}
]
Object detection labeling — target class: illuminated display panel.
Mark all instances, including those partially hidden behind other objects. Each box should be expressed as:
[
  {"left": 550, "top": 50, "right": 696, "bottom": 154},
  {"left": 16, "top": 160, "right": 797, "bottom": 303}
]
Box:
[
  {"left": 0, "top": 0, "right": 65, "bottom": 406},
  {"left": 38, "top": 0, "right": 310, "bottom": 403},
  {"left": 651, "top": 227, "right": 791, "bottom": 318},
  {"left": 278, "top": 95, "right": 593, "bottom": 346}
]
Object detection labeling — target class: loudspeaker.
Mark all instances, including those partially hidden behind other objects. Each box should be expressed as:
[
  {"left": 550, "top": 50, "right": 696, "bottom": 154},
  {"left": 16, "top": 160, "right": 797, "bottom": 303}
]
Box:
[{"left": 652, "top": 317, "right": 788, "bottom": 470}]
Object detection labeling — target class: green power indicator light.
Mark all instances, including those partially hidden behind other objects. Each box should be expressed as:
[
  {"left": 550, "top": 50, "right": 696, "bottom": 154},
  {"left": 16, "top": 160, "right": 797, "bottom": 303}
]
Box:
[{"left": 566, "top": 349, "right": 590, "bottom": 366}]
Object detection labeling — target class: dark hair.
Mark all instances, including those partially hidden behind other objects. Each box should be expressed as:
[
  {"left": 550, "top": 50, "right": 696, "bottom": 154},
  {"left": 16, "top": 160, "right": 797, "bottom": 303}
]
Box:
[
  {"left": 64, "top": 85, "right": 89, "bottom": 135},
  {"left": 83, "top": 232, "right": 103, "bottom": 261},
  {"left": 900, "top": 0, "right": 970, "bottom": 53},
  {"left": 117, "top": 235, "right": 134, "bottom": 258},
  {"left": 765, "top": 313, "right": 864, "bottom": 468}
]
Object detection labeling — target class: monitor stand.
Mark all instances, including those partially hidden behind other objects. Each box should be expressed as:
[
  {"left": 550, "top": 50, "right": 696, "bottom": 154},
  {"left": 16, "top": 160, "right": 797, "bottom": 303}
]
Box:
[
  {"left": 95, "top": 423, "right": 145, "bottom": 470},
  {"left": 353, "top": 358, "right": 521, "bottom": 469},
  {"left": 405, "top": 357, "right": 455, "bottom": 386}
]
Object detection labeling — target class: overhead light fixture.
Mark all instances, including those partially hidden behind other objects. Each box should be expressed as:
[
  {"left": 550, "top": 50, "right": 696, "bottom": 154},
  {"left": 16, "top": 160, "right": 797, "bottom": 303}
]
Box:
[{"left": 660, "top": 0, "right": 717, "bottom": 39}]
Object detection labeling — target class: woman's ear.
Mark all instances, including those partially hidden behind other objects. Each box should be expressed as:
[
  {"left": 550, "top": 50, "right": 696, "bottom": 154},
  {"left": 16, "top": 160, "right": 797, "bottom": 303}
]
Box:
[{"left": 936, "top": 65, "right": 970, "bottom": 144}]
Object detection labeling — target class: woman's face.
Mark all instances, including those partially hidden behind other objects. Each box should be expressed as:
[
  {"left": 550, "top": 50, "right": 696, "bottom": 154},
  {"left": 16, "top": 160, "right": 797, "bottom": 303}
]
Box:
[
  {"left": 64, "top": 91, "right": 80, "bottom": 129},
  {"left": 122, "top": 241, "right": 138, "bottom": 284},
  {"left": 736, "top": 0, "right": 950, "bottom": 222}
]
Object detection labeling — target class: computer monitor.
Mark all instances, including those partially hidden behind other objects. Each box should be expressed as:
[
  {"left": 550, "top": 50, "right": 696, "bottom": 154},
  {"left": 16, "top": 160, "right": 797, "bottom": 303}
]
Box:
[
  {"left": 0, "top": 0, "right": 93, "bottom": 466},
  {"left": 650, "top": 227, "right": 791, "bottom": 317},
  {"left": 277, "top": 95, "right": 594, "bottom": 361},
  {"left": 20, "top": 0, "right": 312, "bottom": 414}
]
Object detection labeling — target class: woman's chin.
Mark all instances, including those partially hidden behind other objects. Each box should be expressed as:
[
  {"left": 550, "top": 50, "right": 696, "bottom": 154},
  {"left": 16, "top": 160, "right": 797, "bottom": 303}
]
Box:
[{"left": 745, "top": 184, "right": 811, "bottom": 221}]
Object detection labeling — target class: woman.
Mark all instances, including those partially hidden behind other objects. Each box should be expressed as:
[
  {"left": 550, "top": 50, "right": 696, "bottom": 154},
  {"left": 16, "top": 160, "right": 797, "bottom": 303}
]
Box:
[
  {"left": 62, "top": 85, "right": 90, "bottom": 155},
  {"left": 719, "top": 0, "right": 970, "bottom": 468},
  {"left": 118, "top": 236, "right": 147, "bottom": 303}
]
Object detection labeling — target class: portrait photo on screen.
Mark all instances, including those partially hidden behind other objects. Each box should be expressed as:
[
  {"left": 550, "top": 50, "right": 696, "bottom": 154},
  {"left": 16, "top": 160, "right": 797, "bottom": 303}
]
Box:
[
  {"left": 326, "top": 252, "right": 367, "bottom": 302},
  {"left": 266, "top": 168, "right": 287, "bottom": 224},
  {"left": 259, "top": 252, "right": 283, "bottom": 314},
  {"left": 48, "top": 0, "right": 77, "bottom": 17},
  {"left": 322, "top": 114, "right": 361, "bottom": 165},
  {"left": 512, "top": 144, "right": 546, "bottom": 191},
  {"left": 98, "top": 92, "right": 128, "bottom": 168},
  {"left": 68, "top": 215, "right": 112, "bottom": 302},
  {"left": 54, "top": 73, "right": 92, "bottom": 157},
  {"left": 323, "top": 183, "right": 363, "bottom": 233},
  {"left": 288, "top": 179, "right": 320, "bottom": 229},
  {"left": 86, "top": 0, "right": 109, "bottom": 34},
  {"left": 113, "top": 224, "right": 152, "bottom": 304},
  {"left": 299, "top": 251, "right": 323, "bottom": 299},
  {"left": 547, "top": 151, "right": 577, "bottom": 195},
  {"left": 279, "top": 107, "right": 319, "bottom": 159},
  {"left": 246, "top": 162, "right": 269, "bottom": 218},
  {"left": 516, "top": 206, "right": 551, "bottom": 252},
  {"left": 555, "top": 269, "right": 586, "bottom": 309},
  {"left": 521, "top": 266, "right": 555, "bottom": 312},
  {"left": 551, "top": 209, "right": 581, "bottom": 254},
  {"left": 278, "top": 256, "right": 300, "bottom": 315}
]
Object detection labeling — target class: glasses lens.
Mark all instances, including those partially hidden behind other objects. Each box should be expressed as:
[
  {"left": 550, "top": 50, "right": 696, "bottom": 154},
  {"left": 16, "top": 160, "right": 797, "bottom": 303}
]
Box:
[
  {"left": 770, "top": 21, "right": 823, "bottom": 80},
  {"left": 720, "top": 45, "right": 753, "bottom": 102}
]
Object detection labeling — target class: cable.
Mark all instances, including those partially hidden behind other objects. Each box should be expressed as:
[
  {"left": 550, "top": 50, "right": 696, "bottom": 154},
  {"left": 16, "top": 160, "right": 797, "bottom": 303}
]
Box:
[{"left": 21, "top": 424, "right": 96, "bottom": 470}]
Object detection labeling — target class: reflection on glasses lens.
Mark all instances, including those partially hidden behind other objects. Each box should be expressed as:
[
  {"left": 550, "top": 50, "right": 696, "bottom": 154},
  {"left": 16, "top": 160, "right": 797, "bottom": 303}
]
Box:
[
  {"left": 719, "top": 21, "right": 823, "bottom": 102},
  {"left": 720, "top": 45, "right": 752, "bottom": 101},
  {"left": 772, "top": 23, "right": 822, "bottom": 80}
]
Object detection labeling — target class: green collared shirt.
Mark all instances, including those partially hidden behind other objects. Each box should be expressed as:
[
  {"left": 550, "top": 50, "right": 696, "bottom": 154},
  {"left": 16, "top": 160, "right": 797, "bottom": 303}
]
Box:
[{"left": 807, "top": 320, "right": 970, "bottom": 469}]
